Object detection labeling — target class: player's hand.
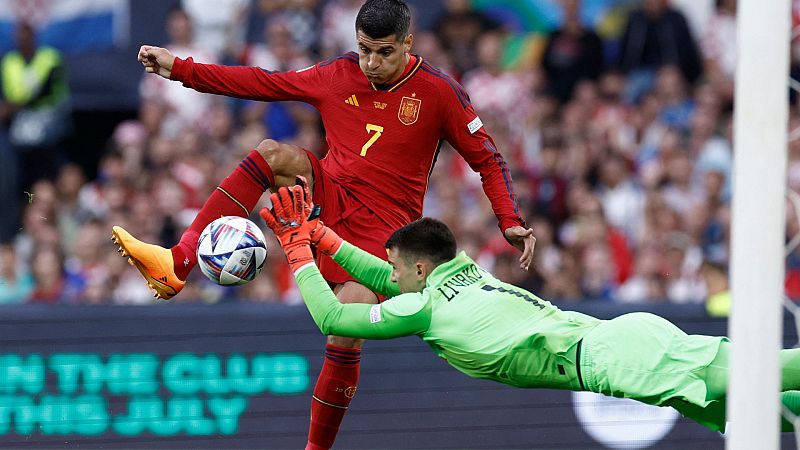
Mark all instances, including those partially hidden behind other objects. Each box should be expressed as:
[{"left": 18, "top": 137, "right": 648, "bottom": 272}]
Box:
[
  {"left": 138, "top": 45, "right": 175, "bottom": 79},
  {"left": 310, "top": 221, "right": 344, "bottom": 256},
  {"left": 259, "top": 179, "right": 316, "bottom": 271},
  {"left": 280, "top": 177, "right": 343, "bottom": 256},
  {"left": 504, "top": 226, "right": 536, "bottom": 271}
]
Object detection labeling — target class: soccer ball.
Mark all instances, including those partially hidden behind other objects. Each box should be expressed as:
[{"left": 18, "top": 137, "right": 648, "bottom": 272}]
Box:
[{"left": 197, "top": 216, "right": 267, "bottom": 286}]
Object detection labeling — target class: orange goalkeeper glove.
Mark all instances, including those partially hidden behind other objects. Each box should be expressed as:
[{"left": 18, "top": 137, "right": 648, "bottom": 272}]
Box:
[
  {"left": 259, "top": 177, "right": 317, "bottom": 273},
  {"left": 310, "top": 222, "right": 343, "bottom": 256}
]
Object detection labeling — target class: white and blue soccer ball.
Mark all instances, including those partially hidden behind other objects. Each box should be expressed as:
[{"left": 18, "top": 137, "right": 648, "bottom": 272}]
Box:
[{"left": 197, "top": 216, "right": 267, "bottom": 286}]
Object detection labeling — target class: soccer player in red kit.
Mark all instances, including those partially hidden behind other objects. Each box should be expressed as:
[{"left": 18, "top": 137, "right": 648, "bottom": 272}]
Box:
[{"left": 113, "top": 1, "right": 534, "bottom": 448}]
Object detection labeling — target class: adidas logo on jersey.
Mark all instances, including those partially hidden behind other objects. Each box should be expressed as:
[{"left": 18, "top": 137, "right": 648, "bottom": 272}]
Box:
[{"left": 344, "top": 94, "right": 359, "bottom": 106}]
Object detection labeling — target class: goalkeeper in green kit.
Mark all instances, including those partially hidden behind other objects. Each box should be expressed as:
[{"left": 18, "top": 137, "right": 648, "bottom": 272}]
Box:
[{"left": 260, "top": 180, "right": 800, "bottom": 433}]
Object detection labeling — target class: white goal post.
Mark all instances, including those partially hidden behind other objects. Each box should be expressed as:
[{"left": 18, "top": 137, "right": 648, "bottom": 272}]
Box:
[{"left": 727, "top": 0, "right": 790, "bottom": 448}]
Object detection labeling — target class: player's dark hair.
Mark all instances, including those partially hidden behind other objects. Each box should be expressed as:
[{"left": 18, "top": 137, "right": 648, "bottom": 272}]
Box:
[
  {"left": 385, "top": 218, "right": 457, "bottom": 266},
  {"left": 355, "top": 0, "right": 411, "bottom": 41}
]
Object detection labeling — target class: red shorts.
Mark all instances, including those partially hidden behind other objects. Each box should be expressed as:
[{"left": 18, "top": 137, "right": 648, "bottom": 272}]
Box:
[{"left": 305, "top": 151, "right": 395, "bottom": 286}]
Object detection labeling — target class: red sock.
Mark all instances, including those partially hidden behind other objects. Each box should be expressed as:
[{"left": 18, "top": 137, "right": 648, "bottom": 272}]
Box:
[
  {"left": 171, "top": 150, "right": 274, "bottom": 280},
  {"left": 307, "top": 344, "right": 361, "bottom": 450}
]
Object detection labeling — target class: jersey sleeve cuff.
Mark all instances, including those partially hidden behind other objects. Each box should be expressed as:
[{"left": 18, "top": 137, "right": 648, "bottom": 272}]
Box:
[
  {"left": 170, "top": 56, "right": 191, "bottom": 81},
  {"left": 499, "top": 216, "right": 526, "bottom": 232},
  {"left": 293, "top": 262, "right": 317, "bottom": 277},
  {"left": 331, "top": 241, "right": 345, "bottom": 259}
]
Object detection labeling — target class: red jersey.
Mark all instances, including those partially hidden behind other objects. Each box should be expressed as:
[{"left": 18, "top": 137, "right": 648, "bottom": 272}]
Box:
[{"left": 170, "top": 52, "right": 525, "bottom": 232}]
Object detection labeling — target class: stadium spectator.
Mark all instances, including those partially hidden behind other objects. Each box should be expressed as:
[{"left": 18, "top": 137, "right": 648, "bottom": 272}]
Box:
[
  {"left": 690, "top": 101, "right": 732, "bottom": 199},
  {"left": 701, "top": 258, "right": 730, "bottom": 317},
  {"left": 594, "top": 72, "right": 633, "bottom": 155},
  {"left": 596, "top": 152, "right": 645, "bottom": 243},
  {"left": 411, "top": 31, "right": 458, "bottom": 78},
  {"left": 242, "top": 15, "right": 314, "bottom": 71},
  {"left": 700, "top": 0, "right": 736, "bottom": 103},
  {"left": 0, "top": 243, "right": 34, "bottom": 304},
  {"left": 630, "top": 93, "right": 672, "bottom": 177},
  {"left": 182, "top": 0, "right": 250, "bottom": 61},
  {"left": 528, "top": 142, "right": 570, "bottom": 228},
  {"left": 432, "top": 0, "right": 500, "bottom": 75},
  {"left": 139, "top": 7, "right": 217, "bottom": 134},
  {"left": 14, "top": 180, "right": 60, "bottom": 264},
  {"left": 559, "top": 186, "right": 633, "bottom": 297},
  {"left": 463, "top": 31, "right": 534, "bottom": 131},
  {"left": 246, "top": 0, "right": 321, "bottom": 56},
  {"left": 239, "top": 16, "right": 318, "bottom": 142},
  {"left": 654, "top": 65, "right": 695, "bottom": 132},
  {"left": 541, "top": 0, "right": 605, "bottom": 103},
  {"left": 617, "top": 0, "right": 702, "bottom": 103},
  {"left": 661, "top": 231, "right": 705, "bottom": 304},
  {"left": 0, "top": 21, "right": 70, "bottom": 198},
  {"left": 319, "top": 0, "right": 363, "bottom": 58},
  {"left": 27, "top": 245, "right": 80, "bottom": 304},
  {"left": 615, "top": 242, "right": 668, "bottom": 304},
  {"left": 65, "top": 219, "right": 114, "bottom": 304},
  {"left": 54, "top": 163, "right": 89, "bottom": 246},
  {"left": 660, "top": 150, "right": 704, "bottom": 221}
]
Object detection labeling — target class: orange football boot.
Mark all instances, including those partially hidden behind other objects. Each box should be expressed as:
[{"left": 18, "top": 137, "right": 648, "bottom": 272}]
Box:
[{"left": 111, "top": 226, "right": 185, "bottom": 299}]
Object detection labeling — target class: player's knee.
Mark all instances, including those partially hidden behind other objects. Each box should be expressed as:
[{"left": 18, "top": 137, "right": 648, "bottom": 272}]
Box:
[
  {"left": 335, "top": 281, "right": 379, "bottom": 305},
  {"left": 328, "top": 335, "right": 364, "bottom": 349},
  {"left": 255, "top": 139, "right": 309, "bottom": 186},
  {"left": 255, "top": 139, "right": 284, "bottom": 164}
]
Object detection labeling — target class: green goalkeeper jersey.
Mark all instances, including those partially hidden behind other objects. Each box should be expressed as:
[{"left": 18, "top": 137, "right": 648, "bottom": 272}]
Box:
[{"left": 295, "top": 242, "right": 601, "bottom": 390}]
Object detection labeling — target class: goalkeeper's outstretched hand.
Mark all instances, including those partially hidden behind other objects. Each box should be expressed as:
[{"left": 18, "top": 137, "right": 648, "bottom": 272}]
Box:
[
  {"left": 259, "top": 177, "right": 316, "bottom": 272},
  {"left": 310, "top": 220, "right": 343, "bottom": 257}
]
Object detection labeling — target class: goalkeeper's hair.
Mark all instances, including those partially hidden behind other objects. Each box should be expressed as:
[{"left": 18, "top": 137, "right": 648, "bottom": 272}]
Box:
[
  {"left": 355, "top": 0, "right": 411, "bottom": 41},
  {"left": 385, "top": 218, "right": 457, "bottom": 266}
]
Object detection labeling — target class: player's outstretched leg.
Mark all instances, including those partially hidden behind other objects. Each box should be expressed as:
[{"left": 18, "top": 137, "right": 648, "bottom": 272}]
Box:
[
  {"left": 308, "top": 340, "right": 362, "bottom": 450},
  {"left": 703, "top": 344, "right": 800, "bottom": 394},
  {"left": 781, "top": 391, "right": 800, "bottom": 431},
  {"left": 781, "top": 348, "right": 800, "bottom": 390},
  {"left": 307, "top": 282, "right": 377, "bottom": 450},
  {"left": 112, "top": 226, "right": 185, "bottom": 299},
  {"left": 111, "top": 139, "right": 312, "bottom": 299},
  {"left": 773, "top": 348, "right": 800, "bottom": 431},
  {"left": 701, "top": 343, "right": 800, "bottom": 431}
]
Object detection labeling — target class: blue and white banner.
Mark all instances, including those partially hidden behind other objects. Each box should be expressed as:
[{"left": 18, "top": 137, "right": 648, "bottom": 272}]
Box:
[{"left": 0, "top": 0, "right": 129, "bottom": 55}]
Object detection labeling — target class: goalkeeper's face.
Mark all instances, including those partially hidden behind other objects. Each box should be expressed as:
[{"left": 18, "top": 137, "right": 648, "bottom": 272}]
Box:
[
  {"left": 387, "top": 247, "right": 427, "bottom": 294},
  {"left": 356, "top": 31, "right": 413, "bottom": 85}
]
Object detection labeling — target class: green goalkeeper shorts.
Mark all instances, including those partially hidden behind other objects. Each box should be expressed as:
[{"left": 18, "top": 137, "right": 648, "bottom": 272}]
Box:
[{"left": 579, "top": 312, "right": 728, "bottom": 431}]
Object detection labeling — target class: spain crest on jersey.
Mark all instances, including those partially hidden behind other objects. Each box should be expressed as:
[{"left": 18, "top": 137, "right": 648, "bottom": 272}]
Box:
[{"left": 398, "top": 96, "right": 421, "bottom": 125}]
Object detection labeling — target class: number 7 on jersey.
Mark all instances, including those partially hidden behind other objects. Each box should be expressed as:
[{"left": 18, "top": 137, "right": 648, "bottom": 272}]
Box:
[{"left": 361, "top": 123, "right": 384, "bottom": 156}]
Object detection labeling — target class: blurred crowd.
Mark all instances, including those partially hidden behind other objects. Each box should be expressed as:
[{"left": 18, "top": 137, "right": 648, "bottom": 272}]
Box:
[{"left": 0, "top": 0, "right": 796, "bottom": 310}]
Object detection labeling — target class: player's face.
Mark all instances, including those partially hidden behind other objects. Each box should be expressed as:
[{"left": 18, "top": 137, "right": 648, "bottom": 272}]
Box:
[
  {"left": 387, "top": 248, "right": 426, "bottom": 294},
  {"left": 356, "top": 31, "right": 413, "bottom": 84}
]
